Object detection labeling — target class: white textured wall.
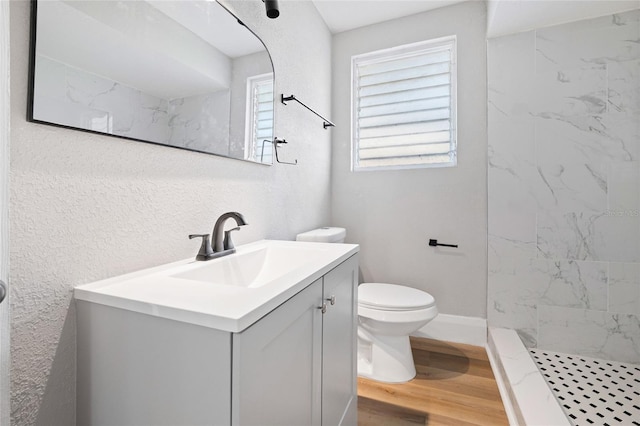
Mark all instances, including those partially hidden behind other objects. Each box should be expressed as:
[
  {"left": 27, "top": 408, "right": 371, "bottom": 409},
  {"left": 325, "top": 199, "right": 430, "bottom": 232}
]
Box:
[
  {"left": 9, "top": 0, "right": 332, "bottom": 424},
  {"left": 331, "top": 1, "right": 488, "bottom": 317},
  {"left": 1, "top": 1, "right": 10, "bottom": 423}
]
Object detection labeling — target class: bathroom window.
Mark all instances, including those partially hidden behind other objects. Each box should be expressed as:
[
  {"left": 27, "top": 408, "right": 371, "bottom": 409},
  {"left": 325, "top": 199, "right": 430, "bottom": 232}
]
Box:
[
  {"left": 246, "top": 73, "right": 274, "bottom": 163},
  {"left": 351, "top": 36, "right": 457, "bottom": 171}
]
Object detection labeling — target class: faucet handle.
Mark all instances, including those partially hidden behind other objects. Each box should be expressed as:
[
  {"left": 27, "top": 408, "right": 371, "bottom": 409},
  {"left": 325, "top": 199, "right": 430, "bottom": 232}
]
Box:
[
  {"left": 223, "top": 227, "right": 241, "bottom": 250},
  {"left": 189, "top": 234, "right": 214, "bottom": 261}
]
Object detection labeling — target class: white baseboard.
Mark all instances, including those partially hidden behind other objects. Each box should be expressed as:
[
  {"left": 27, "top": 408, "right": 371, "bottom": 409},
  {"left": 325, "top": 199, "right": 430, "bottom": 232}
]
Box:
[{"left": 412, "top": 313, "right": 487, "bottom": 347}]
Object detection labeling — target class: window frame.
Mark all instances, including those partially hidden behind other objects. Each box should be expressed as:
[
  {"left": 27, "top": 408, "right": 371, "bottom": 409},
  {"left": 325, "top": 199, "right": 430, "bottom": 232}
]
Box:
[
  {"left": 350, "top": 36, "right": 457, "bottom": 172},
  {"left": 245, "top": 72, "right": 274, "bottom": 163}
]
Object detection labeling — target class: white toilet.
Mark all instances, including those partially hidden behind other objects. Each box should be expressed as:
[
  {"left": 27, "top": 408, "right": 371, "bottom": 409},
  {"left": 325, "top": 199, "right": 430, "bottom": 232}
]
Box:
[
  {"left": 357, "top": 283, "right": 437, "bottom": 383},
  {"left": 296, "top": 227, "right": 438, "bottom": 384}
]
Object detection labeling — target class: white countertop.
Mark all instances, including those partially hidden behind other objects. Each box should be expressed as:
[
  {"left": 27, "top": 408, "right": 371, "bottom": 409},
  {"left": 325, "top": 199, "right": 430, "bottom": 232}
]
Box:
[{"left": 74, "top": 240, "right": 359, "bottom": 333}]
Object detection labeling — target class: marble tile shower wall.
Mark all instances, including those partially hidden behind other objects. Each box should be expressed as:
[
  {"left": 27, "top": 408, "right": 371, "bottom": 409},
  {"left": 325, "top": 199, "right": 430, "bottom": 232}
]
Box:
[
  {"left": 34, "top": 55, "right": 229, "bottom": 153},
  {"left": 487, "top": 9, "right": 640, "bottom": 363}
]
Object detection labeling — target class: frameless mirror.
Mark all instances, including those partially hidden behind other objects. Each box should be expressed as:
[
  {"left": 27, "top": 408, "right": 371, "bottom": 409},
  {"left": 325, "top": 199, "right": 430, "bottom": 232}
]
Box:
[{"left": 28, "top": 0, "right": 275, "bottom": 165}]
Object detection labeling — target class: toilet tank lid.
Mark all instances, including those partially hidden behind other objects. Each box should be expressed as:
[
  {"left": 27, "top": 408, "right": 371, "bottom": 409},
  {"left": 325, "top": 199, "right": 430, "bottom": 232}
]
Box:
[
  {"left": 359, "top": 283, "right": 435, "bottom": 310},
  {"left": 296, "top": 227, "right": 346, "bottom": 243}
]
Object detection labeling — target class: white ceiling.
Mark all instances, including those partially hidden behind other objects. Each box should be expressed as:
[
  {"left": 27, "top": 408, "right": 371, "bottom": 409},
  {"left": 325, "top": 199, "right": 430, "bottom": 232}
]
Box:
[
  {"left": 311, "top": 0, "right": 466, "bottom": 33},
  {"left": 36, "top": 0, "right": 640, "bottom": 100},
  {"left": 310, "top": 0, "right": 640, "bottom": 36},
  {"left": 487, "top": 0, "right": 640, "bottom": 38}
]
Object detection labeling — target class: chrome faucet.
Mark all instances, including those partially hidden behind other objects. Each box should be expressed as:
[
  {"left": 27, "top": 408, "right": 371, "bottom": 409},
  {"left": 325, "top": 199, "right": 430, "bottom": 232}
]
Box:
[{"left": 189, "top": 212, "right": 248, "bottom": 261}]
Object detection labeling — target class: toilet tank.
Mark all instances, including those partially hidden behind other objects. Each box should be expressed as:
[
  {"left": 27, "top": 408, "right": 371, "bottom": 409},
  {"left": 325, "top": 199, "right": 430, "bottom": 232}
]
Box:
[{"left": 296, "top": 227, "right": 346, "bottom": 243}]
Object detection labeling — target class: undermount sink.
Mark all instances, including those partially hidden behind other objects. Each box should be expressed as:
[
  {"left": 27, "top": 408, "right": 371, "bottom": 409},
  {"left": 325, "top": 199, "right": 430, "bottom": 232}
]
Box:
[
  {"left": 172, "top": 244, "right": 317, "bottom": 288},
  {"left": 74, "top": 239, "right": 359, "bottom": 332}
]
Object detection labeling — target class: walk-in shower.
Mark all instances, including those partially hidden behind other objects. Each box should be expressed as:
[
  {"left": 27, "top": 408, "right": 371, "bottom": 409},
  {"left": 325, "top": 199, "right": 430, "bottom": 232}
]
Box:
[{"left": 487, "top": 7, "right": 640, "bottom": 425}]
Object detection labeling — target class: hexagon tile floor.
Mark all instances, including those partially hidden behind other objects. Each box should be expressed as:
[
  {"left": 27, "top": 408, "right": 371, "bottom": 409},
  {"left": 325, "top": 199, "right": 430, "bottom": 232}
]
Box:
[{"left": 530, "top": 349, "right": 640, "bottom": 426}]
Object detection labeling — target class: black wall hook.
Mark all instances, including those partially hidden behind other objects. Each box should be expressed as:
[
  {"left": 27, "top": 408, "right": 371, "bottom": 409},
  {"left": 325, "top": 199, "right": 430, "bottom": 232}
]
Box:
[{"left": 429, "top": 239, "right": 458, "bottom": 248}]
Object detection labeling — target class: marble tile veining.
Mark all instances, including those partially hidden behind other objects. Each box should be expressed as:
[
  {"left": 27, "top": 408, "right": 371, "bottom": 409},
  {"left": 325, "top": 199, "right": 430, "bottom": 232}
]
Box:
[
  {"left": 535, "top": 259, "right": 608, "bottom": 311},
  {"left": 538, "top": 305, "right": 640, "bottom": 364},
  {"left": 533, "top": 66, "right": 607, "bottom": 117},
  {"left": 488, "top": 7, "right": 640, "bottom": 363},
  {"left": 168, "top": 91, "right": 230, "bottom": 154},
  {"left": 535, "top": 113, "right": 638, "bottom": 164},
  {"left": 487, "top": 234, "right": 537, "bottom": 270},
  {"left": 537, "top": 211, "right": 640, "bottom": 262},
  {"left": 535, "top": 9, "right": 640, "bottom": 74},
  {"left": 536, "top": 211, "right": 602, "bottom": 261},
  {"left": 488, "top": 257, "right": 609, "bottom": 347},
  {"left": 610, "top": 263, "right": 640, "bottom": 315},
  {"left": 608, "top": 58, "right": 640, "bottom": 113},
  {"left": 487, "top": 30, "right": 536, "bottom": 118},
  {"left": 608, "top": 162, "right": 640, "bottom": 211},
  {"left": 535, "top": 162, "right": 607, "bottom": 213}
]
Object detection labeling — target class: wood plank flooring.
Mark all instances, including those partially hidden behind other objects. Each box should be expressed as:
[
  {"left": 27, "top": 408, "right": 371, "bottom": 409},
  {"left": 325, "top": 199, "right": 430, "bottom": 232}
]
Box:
[{"left": 357, "top": 337, "right": 509, "bottom": 426}]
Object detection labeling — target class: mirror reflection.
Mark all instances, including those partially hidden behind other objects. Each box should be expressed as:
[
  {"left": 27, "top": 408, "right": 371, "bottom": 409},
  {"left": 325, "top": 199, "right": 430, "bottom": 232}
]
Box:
[{"left": 29, "top": 0, "right": 275, "bottom": 164}]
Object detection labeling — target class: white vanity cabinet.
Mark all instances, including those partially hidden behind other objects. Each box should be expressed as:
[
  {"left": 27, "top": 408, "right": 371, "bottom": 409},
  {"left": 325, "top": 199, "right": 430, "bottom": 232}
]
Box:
[
  {"left": 321, "top": 256, "right": 358, "bottom": 426},
  {"left": 76, "top": 251, "right": 358, "bottom": 426},
  {"left": 232, "top": 255, "right": 357, "bottom": 426},
  {"left": 232, "top": 278, "right": 324, "bottom": 425}
]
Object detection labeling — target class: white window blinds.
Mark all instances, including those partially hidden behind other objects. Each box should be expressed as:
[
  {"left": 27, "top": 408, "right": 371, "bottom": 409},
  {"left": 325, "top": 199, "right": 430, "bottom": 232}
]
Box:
[
  {"left": 351, "top": 37, "right": 456, "bottom": 171},
  {"left": 247, "top": 74, "right": 274, "bottom": 163}
]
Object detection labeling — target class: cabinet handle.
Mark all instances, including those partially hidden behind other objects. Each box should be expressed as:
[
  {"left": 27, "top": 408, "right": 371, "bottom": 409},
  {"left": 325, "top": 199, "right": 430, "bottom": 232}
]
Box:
[
  {"left": 326, "top": 295, "right": 336, "bottom": 305},
  {"left": 318, "top": 303, "right": 327, "bottom": 314}
]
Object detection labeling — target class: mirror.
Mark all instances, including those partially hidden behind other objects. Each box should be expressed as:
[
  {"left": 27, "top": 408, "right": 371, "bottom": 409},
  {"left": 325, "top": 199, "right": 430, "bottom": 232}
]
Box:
[{"left": 28, "top": 0, "right": 275, "bottom": 165}]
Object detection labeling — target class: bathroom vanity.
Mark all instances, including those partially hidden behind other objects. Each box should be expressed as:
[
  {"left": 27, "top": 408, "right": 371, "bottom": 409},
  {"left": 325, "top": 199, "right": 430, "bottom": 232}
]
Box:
[{"left": 75, "top": 240, "right": 359, "bottom": 425}]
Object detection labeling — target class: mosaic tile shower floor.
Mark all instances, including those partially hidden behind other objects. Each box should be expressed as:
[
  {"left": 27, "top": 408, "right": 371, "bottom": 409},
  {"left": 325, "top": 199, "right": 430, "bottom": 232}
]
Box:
[{"left": 530, "top": 349, "right": 640, "bottom": 425}]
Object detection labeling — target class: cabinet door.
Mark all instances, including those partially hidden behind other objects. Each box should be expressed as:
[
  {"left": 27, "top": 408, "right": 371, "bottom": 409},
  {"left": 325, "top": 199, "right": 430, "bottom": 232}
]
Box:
[
  {"left": 322, "top": 255, "right": 358, "bottom": 426},
  {"left": 77, "top": 302, "right": 231, "bottom": 426},
  {"left": 232, "top": 279, "right": 323, "bottom": 426}
]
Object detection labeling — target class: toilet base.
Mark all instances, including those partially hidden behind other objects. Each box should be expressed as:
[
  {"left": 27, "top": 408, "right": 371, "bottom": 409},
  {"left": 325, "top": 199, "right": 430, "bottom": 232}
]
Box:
[{"left": 357, "top": 328, "right": 416, "bottom": 383}]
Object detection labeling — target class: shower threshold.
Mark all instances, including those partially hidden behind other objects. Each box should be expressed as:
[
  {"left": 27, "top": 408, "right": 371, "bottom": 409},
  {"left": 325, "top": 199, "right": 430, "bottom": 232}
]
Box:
[
  {"left": 487, "top": 327, "right": 570, "bottom": 425},
  {"left": 488, "top": 327, "right": 640, "bottom": 426}
]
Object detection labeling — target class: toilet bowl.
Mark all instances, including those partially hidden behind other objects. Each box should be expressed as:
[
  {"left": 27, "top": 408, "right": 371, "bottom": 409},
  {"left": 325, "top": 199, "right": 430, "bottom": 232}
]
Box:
[
  {"left": 357, "top": 283, "right": 437, "bottom": 383},
  {"left": 295, "top": 228, "right": 438, "bottom": 384}
]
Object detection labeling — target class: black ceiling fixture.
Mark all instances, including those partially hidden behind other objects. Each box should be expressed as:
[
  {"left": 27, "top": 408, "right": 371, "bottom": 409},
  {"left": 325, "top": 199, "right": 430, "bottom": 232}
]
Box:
[{"left": 263, "top": 0, "right": 279, "bottom": 18}]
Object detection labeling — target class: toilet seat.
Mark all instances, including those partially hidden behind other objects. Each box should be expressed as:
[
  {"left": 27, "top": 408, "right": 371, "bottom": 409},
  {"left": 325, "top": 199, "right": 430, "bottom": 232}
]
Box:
[{"left": 358, "top": 283, "right": 435, "bottom": 311}]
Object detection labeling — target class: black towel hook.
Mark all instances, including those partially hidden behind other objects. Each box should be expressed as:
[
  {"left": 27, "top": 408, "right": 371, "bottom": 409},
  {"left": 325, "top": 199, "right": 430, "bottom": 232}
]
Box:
[{"left": 429, "top": 239, "right": 458, "bottom": 248}]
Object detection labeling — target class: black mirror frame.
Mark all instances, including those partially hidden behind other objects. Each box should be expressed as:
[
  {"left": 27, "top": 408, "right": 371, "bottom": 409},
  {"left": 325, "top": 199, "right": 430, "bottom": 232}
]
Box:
[{"left": 26, "top": 0, "right": 276, "bottom": 166}]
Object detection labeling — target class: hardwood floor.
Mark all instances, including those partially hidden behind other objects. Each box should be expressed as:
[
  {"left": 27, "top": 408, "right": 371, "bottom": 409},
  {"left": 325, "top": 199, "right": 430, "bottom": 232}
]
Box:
[{"left": 357, "top": 337, "right": 509, "bottom": 426}]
